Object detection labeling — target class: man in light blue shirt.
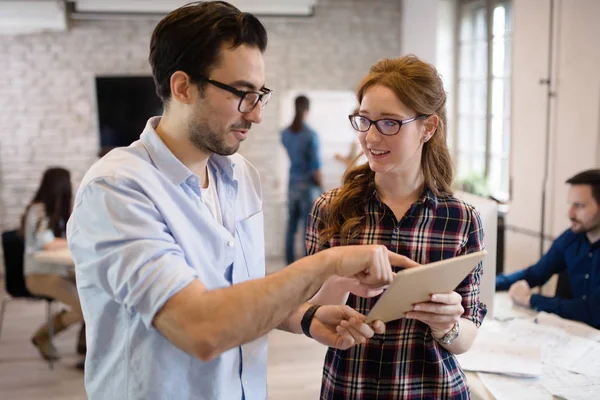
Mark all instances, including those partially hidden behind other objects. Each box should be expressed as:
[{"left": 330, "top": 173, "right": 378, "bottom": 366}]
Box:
[{"left": 67, "top": 2, "right": 416, "bottom": 400}]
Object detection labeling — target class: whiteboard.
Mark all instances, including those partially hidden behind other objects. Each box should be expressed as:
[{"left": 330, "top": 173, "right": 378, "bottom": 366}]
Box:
[{"left": 279, "top": 90, "right": 361, "bottom": 191}]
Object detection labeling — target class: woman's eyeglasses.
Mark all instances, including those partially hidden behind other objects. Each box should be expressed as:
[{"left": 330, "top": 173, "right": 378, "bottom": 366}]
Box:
[{"left": 348, "top": 114, "right": 429, "bottom": 136}]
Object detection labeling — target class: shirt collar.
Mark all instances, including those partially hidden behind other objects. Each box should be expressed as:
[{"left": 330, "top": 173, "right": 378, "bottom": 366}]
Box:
[
  {"left": 140, "top": 117, "right": 236, "bottom": 185},
  {"left": 371, "top": 184, "right": 439, "bottom": 209}
]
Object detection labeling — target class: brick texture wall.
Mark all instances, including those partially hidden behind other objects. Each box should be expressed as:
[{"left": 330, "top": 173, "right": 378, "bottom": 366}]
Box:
[{"left": 0, "top": 0, "right": 402, "bottom": 260}]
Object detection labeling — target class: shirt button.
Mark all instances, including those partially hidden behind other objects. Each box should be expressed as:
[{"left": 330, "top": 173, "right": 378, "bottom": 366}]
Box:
[
  {"left": 582, "top": 295, "right": 587, "bottom": 300},
  {"left": 590, "top": 253, "right": 593, "bottom": 258},
  {"left": 585, "top": 274, "right": 590, "bottom": 279},
  {"left": 227, "top": 241, "right": 234, "bottom": 247},
  {"left": 244, "top": 380, "right": 248, "bottom": 385}
]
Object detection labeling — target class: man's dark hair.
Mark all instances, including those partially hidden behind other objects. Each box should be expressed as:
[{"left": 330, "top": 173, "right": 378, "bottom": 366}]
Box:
[
  {"left": 566, "top": 169, "right": 600, "bottom": 205},
  {"left": 149, "top": 1, "right": 268, "bottom": 102}
]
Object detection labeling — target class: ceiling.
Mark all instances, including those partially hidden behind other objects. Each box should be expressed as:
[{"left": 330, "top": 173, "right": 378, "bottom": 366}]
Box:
[{"left": 0, "top": 0, "right": 319, "bottom": 35}]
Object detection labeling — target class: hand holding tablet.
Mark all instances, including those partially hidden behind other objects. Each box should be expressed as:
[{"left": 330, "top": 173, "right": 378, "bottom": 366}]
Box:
[{"left": 365, "top": 251, "right": 487, "bottom": 324}]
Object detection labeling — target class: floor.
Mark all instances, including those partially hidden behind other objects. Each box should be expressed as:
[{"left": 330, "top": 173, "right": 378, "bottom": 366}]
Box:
[{"left": 0, "top": 259, "right": 327, "bottom": 399}]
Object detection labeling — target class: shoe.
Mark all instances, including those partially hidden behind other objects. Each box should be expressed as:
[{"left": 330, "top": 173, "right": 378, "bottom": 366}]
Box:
[
  {"left": 31, "top": 336, "right": 60, "bottom": 361},
  {"left": 31, "top": 310, "right": 68, "bottom": 361}
]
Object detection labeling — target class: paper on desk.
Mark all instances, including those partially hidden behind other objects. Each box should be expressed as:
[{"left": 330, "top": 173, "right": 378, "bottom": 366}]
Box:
[
  {"left": 476, "top": 372, "right": 552, "bottom": 400},
  {"left": 492, "top": 292, "right": 538, "bottom": 321},
  {"left": 509, "top": 319, "right": 600, "bottom": 377},
  {"left": 541, "top": 365, "right": 600, "bottom": 400},
  {"left": 456, "top": 328, "right": 542, "bottom": 377},
  {"left": 535, "top": 312, "right": 600, "bottom": 342}
]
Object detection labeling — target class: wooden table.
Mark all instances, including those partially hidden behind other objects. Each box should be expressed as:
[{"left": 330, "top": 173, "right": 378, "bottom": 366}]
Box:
[{"left": 32, "top": 248, "right": 74, "bottom": 266}]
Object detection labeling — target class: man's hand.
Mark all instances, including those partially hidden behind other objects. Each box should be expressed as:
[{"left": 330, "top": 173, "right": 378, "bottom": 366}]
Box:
[
  {"left": 309, "top": 305, "right": 385, "bottom": 350},
  {"left": 326, "top": 245, "right": 419, "bottom": 288},
  {"left": 406, "top": 292, "right": 463, "bottom": 339},
  {"left": 346, "top": 277, "right": 391, "bottom": 298},
  {"left": 509, "top": 280, "right": 532, "bottom": 308}
]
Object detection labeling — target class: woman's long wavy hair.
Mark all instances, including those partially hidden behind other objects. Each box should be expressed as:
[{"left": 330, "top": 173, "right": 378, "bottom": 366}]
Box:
[
  {"left": 20, "top": 167, "right": 72, "bottom": 238},
  {"left": 320, "top": 55, "right": 454, "bottom": 245}
]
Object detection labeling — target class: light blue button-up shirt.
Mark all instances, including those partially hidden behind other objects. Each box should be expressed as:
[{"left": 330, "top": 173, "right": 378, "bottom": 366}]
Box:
[{"left": 67, "top": 117, "right": 267, "bottom": 400}]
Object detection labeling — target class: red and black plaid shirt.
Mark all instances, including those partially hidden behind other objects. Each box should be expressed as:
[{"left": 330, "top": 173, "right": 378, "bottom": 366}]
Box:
[{"left": 306, "top": 187, "right": 486, "bottom": 400}]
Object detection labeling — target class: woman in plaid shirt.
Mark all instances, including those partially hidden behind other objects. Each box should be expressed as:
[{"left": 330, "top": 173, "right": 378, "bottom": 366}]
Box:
[{"left": 307, "top": 55, "right": 486, "bottom": 399}]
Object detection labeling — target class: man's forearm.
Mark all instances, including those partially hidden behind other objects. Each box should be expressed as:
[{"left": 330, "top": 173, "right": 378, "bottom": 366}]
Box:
[
  {"left": 277, "top": 302, "right": 312, "bottom": 334},
  {"left": 182, "top": 251, "right": 335, "bottom": 360}
]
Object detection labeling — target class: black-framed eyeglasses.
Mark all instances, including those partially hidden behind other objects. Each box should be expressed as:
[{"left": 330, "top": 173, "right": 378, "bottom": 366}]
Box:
[
  {"left": 199, "top": 77, "right": 273, "bottom": 114},
  {"left": 348, "top": 114, "right": 430, "bottom": 136}
]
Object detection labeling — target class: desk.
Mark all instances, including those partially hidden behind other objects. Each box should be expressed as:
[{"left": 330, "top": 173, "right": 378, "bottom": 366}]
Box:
[
  {"left": 33, "top": 248, "right": 74, "bottom": 266},
  {"left": 464, "top": 292, "right": 600, "bottom": 400},
  {"left": 466, "top": 292, "right": 536, "bottom": 400}
]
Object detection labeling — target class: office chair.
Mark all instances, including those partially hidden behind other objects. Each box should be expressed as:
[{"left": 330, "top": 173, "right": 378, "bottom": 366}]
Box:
[{"left": 0, "top": 230, "right": 56, "bottom": 369}]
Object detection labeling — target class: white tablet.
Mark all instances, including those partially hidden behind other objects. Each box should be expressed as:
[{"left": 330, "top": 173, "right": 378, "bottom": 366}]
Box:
[{"left": 365, "top": 250, "right": 487, "bottom": 324}]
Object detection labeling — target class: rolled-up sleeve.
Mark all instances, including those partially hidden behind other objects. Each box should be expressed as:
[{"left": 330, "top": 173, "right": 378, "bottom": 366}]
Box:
[
  {"left": 456, "top": 206, "right": 487, "bottom": 327},
  {"left": 67, "top": 177, "right": 198, "bottom": 330}
]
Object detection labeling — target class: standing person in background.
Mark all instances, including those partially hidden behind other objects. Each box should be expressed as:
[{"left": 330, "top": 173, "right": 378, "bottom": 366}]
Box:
[
  {"left": 21, "top": 167, "right": 85, "bottom": 367},
  {"left": 307, "top": 55, "right": 486, "bottom": 399},
  {"left": 281, "top": 95, "right": 323, "bottom": 264}
]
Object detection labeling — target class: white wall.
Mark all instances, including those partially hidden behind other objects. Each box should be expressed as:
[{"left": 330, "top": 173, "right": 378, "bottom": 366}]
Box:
[
  {"left": 401, "top": 0, "right": 440, "bottom": 64},
  {"left": 507, "top": 0, "right": 600, "bottom": 281},
  {"left": 0, "top": 0, "right": 403, "bottom": 261}
]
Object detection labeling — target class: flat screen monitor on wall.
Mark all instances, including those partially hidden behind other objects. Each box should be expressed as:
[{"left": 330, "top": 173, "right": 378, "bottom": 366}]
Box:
[{"left": 95, "top": 76, "right": 163, "bottom": 156}]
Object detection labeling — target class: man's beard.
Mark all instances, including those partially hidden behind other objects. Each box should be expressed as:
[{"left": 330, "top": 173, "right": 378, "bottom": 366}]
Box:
[
  {"left": 570, "top": 217, "right": 600, "bottom": 234},
  {"left": 187, "top": 112, "right": 250, "bottom": 156}
]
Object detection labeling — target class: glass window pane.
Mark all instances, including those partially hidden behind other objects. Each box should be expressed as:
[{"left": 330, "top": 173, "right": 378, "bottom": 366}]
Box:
[
  {"left": 458, "top": 116, "right": 473, "bottom": 151},
  {"left": 503, "top": 37, "right": 512, "bottom": 75},
  {"left": 493, "top": 5, "right": 506, "bottom": 37},
  {"left": 501, "top": 156, "right": 510, "bottom": 196},
  {"left": 473, "top": 40, "right": 488, "bottom": 79},
  {"left": 503, "top": 77, "right": 511, "bottom": 117},
  {"left": 473, "top": 80, "right": 487, "bottom": 117},
  {"left": 457, "top": 151, "right": 471, "bottom": 178},
  {"left": 459, "top": 44, "right": 474, "bottom": 79},
  {"left": 472, "top": 118, "right": 487, "bottom": 152},
  {"left": 490, "top": 115, "right": 504, "bottom": 155},
  {"left": 474, "top": 7, "right": 487, "bottom": 40},
  {"left": 460, "top": 10, "right": 473, "bottom": 41},
  {"left": 491, "top": 77, "right": 505, "bottom": 117},
  {"left": 502, "top": 117, "right": 511, "bottom": 154},
  {"left": 458, "top": 81, "right": 472, "bottom": 113},
  {"left": 488, "top": 155, "right": 502, "bottom": 195},
  {"left": 472, "top": 151, "right": 486, "bottom": 178},
  {"left": 492, "top": 36, "right": 506, "bottom": 77}
]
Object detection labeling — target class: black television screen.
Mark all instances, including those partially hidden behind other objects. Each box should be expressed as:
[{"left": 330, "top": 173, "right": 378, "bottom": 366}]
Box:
[{"left": 96, "top": 76, "right": 163, "bottom": 156}]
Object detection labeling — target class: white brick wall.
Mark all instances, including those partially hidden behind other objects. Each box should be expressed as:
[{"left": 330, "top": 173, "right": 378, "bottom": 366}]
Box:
[{"left": 0, "top": 0, "right": 402, "bottom": 260}]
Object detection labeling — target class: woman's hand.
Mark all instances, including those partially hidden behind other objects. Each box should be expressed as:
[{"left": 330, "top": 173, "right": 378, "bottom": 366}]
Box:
[{"left": 405, "top": 292, "right": 463, "bottom": 338}]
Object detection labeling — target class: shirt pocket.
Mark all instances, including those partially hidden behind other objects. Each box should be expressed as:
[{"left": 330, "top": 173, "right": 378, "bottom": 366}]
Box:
[{"left": 236, "top": 211, "right": 265, "bottom": 279}]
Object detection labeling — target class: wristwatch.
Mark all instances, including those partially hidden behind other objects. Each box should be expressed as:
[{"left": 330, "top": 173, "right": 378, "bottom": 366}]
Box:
[{"left": 432, "top": 321, "right": 460, "bottom": 345}]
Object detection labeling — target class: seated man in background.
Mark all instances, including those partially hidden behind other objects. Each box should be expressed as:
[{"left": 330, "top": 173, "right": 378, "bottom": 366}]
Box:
[{"left": 496, "top": 169, "right": 600, "bottom": 328}]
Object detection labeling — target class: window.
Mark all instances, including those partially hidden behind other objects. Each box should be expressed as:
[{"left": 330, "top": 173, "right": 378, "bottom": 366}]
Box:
[{"left": 455, "top": 0, "right": 512, "bottom": 200}]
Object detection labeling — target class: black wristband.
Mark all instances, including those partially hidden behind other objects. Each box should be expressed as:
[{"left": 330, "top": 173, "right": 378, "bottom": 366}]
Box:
[{"left": 300, "top": 304, "right": 321, "bottom": 338}]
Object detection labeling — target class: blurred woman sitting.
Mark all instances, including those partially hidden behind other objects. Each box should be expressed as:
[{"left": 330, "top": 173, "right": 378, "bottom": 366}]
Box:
[{"left": 21, "top": 167, "right": 85, "bottom": 362}]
